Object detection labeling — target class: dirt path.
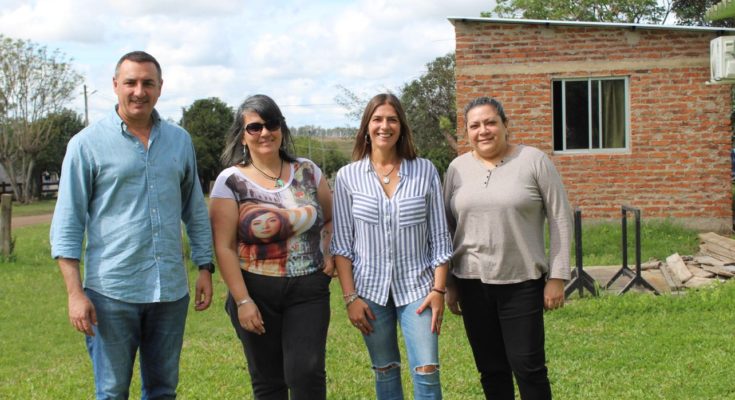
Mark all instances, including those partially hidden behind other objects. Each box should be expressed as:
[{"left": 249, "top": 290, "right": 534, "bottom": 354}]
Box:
[{"left": 11, "top": 213, "right": 53, "bottom": 228}]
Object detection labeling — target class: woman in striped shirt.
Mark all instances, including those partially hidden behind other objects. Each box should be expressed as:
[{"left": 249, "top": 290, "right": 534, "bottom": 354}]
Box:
[{"left": 331, "top": 93, "right": 453, "bottom": 400}]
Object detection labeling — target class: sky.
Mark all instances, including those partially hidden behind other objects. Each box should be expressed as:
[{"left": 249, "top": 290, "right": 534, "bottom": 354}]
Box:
[{"left": 0, "top": 0, "right": 494, "bottom": 128}]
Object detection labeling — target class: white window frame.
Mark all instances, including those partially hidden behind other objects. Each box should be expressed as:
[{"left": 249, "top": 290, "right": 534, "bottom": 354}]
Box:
[{"left": 552, "top": 76, "right": 631, "bottom": 154}]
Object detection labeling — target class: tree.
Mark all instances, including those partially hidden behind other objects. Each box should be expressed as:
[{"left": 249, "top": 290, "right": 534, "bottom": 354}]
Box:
[
  {"left": 672, "top": 0, "right": 735, "bottom": 27},
  {"left": 0, "top": 35, "right": 82, "bottom": 203},
  {"left": 400, "top": 53, "right": 457, "bottom": 173},
  {"left": 34, "top": 109, "right": 84, "bottom": 197},
  {"left": 334, "top": 84, "right": 370, "bottom": 122},
  {"left": 485, "top": 0, "right": 670, "bottom": 23},
  {"left": 180, "top": 97, "right": 234, "bottom": 193}
]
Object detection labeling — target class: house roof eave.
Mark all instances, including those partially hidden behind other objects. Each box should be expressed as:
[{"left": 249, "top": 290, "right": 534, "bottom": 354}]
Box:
[{"left": 448, "top": 16, "right": 735, "bottom": 34}]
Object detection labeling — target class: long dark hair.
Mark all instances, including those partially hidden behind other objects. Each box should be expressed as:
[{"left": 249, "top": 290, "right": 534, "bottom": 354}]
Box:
[
  {"left": 221, "top": 94, "right": 297, "bottom": 166},
  {"left": 351, "top": 93, "right": 417, "bottom": 161}
]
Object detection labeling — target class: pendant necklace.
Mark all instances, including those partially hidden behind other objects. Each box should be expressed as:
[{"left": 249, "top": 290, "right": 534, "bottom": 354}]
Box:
[
  {"left": 371, "top": 160, "right": 397, "bottom": 185},
  {"left": 251, "top": 159, "right": 285, "bottom": 188}
]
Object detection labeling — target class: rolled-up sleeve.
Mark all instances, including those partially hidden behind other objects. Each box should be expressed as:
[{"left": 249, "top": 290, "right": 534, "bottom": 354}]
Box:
[
  {"left": 329, "top": 169, "right": 354, "bottom": 261},
  {"left": 50, "top": 136, "right": 93, "bottom": 260}
]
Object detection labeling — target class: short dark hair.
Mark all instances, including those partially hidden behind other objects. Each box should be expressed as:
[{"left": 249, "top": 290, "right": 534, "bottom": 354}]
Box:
[
  {"left": 351, "top": 93, "right": 417, "bottom": 161},
  {"left": 115, "top": 51, "right": 162, "bottom": 81},
  {"left": 221, "top": 94, "right": 297, "bottom": 166},
  {"left": 463, "top": 97, "right": 508, "bottom": 126}
]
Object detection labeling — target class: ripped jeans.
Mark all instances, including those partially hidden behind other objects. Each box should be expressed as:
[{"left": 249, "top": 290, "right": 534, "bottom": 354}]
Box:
[{"left": 361, "top": 296, "right": 441, "bottom": 400}]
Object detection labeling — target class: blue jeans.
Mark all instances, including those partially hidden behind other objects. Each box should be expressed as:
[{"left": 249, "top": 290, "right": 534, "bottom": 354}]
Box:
[
  {"left": 361, "top": 296, "right": 441, "bottom": 400},
  {"left": 85, "top": 289, "right": 190, "bottom": 400}
]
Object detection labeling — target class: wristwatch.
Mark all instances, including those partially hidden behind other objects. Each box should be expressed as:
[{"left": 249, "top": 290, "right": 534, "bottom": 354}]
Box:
[{"left": 198, "top": 262, "right": 215, "bottom": 274}]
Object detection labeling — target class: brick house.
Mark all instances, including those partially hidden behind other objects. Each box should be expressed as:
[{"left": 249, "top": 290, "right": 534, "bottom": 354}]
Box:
[{"left": 451, "top": 18, "right": 735, "bottom": 231}]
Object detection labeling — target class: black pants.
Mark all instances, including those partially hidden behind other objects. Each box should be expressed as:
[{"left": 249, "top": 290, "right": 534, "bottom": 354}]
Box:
[
  {"left": 226, "top": 270, "right": 332, "bottom": 400},
  {"left": 457, "top": 277, "right": 551, "bottom": 400}
]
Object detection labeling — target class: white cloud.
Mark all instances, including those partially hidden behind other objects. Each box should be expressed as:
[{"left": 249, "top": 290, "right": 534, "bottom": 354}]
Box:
[{"left": 1, "top": 0, "right": 494, "bottom": 127}]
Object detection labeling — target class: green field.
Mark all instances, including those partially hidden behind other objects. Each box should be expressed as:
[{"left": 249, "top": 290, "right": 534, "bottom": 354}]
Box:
[{"left": 2, "top": 221, "right": 735, "bottom": 398}]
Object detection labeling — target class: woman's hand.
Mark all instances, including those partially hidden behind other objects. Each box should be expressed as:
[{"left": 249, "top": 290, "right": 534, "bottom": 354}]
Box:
[
  {"left": 446, "top": 285, "right": 461, "bottom": 316},
  {"left": 417, "top": 291, "right": 445, "bottom": 334},
  {"left": 544, "top": 278, "right": 565, "bottom": 311},
  {"left": 322, "top": 256, "right": 336, "bottom": 277},
  {"left": 238, "top": 301, "right": 266, "bottom": 335},
  {"left": 347, "top": 298, "right": 375, "bottom": 335}
]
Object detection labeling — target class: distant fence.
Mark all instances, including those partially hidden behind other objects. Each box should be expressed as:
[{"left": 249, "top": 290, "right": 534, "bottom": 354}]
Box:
[{"left": 0, "top": 180, "right": 59, "bottom": 198}]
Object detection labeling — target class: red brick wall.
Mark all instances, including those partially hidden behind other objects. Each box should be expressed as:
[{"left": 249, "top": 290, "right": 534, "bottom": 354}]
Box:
[{"left": 454, "top": 21, "right": 733, "bottom": 231}]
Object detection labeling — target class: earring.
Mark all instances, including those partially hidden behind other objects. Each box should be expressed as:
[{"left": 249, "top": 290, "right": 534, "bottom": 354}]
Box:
[{"left": 365, "top": 133, "right": 371, "bottom": 144}]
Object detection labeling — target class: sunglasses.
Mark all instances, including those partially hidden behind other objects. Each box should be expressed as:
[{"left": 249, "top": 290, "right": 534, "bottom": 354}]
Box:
[{"left": 245, "top": 120, "right": 281, "bottom": 135}]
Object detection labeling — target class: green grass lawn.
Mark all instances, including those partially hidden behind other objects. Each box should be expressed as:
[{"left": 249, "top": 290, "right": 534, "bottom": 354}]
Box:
[
  {"left": 2, "top": 223, "right": 734, "bottom": 399},
  {"left": 11, "top": 199, "right": 57, "bottom": 217}
]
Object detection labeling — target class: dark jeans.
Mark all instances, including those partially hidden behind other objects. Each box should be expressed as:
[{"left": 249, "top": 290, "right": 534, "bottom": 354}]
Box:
[
  {"left": 456, "top": 277, "right": 551, "bottom": 400},
  {"left": 225, "top": 270, "right": 331, "bottom": 400}
]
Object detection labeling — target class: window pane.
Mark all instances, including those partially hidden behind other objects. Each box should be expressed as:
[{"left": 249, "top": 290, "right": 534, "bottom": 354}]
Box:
[
  {"left": 591, "top": 81, "right": 600, "bottom": 148},
  {"left": 553, "top": 81, "right": 563, "bottom": 151},
  {"left": 565, "top": 81, "right": 589, "bottom": 149},
  {"left": 601, "top": 80, "right": 626, "bottom": 148}
]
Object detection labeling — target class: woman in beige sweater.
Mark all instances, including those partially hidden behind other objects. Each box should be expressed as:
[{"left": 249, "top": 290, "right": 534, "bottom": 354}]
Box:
[{"left": 443, "top": 96, "right": 572, "bottom": 400}]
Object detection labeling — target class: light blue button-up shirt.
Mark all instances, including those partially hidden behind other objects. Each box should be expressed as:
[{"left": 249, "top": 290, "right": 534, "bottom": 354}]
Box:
[
  {"left": 330, "top": 157, "right": 452, "bottom": 307},
  {"left": 50, "top": 107, "right": 212, "bottom": 303}
]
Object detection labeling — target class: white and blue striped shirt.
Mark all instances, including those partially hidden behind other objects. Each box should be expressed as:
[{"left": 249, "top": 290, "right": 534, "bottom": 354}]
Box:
[{"left": 331, "top": 157, "right": 453, "bottom": 307}]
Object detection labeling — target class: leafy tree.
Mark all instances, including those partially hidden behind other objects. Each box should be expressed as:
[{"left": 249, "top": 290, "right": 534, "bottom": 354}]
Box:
[
  {"left": 0, "top": 35, "right": 82, "bottom": 203},
  {"left": 673, "top": 0, "right": 735, "bottom": 27},
  {"left": 34, "top": 109, "right": 84, "bottom": 197},
  {"left": 180, "top": 97, "right": 233, "bottom": 193},
  {"left": 334, "top": 84, "right": 370, "bottom": 122},
  {"left": 400, "top": 53, "right": 457, "bottom": 173},
  {"left": 485, "top": 0, "right": 670, "bottom": 23}
]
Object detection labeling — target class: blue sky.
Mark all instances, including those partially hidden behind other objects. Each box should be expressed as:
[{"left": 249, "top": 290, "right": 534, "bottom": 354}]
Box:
[{"left": 0, "top": 0, "right": 493, "bottom": 127}]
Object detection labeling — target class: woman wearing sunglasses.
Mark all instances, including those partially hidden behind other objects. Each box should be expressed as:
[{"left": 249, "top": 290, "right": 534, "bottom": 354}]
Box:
[
  {"left": 331, "top": 93, "right": 453, "bottom": 399},
  {"left": 209, "top": 94, "right": 334, "bottom": 399}
]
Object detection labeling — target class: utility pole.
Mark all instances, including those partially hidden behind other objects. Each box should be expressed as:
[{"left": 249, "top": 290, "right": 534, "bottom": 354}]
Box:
[
  {"left": 83, "top": 85, "right": 97, "bottom": 126},
  {"left": 84, "top": 85, "right": 89, "bottom": 126}
]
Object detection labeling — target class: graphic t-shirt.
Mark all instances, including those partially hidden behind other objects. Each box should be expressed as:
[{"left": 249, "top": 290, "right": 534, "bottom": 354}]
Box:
[{"left": 210, "top": 158, "right": 324, "bottom": 277}]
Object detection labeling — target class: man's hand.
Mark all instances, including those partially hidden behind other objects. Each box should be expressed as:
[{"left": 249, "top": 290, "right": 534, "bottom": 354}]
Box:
[
  {"left": 68, "top": 291, "right": 97, "bottom": 336},
  {"left": 194, "top": 270, "right": 213, "bottom": 311}
]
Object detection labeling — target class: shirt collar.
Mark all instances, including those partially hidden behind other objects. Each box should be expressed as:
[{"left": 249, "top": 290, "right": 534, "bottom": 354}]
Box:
[{"left": 112, "top": 105, "right": 161, "bottom": 133}]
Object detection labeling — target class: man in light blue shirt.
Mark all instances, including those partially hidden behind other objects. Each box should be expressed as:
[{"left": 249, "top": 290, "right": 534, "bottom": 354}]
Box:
[{"left": 50, "top": 51, "right": 213, "bottom": 399}]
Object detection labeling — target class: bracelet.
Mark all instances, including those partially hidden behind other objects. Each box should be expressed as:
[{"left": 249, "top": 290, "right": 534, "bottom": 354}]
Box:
[
  {"left": 344, "top": 293, "right": 359, "bottom": 307},
  {"left": 432, "top": 287, "right": 447, "bottom": 295},
  {"left": 342, "top": 292, "right": 357, "bottom": 300},
  {"left": 236, "top": 297, "right": 253, "bottom": 308}
]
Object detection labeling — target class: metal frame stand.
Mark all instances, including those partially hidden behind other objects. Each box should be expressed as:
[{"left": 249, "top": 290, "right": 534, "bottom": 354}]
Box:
[
  {"left": 605, "top": 205, "right": 659, "bottom": 295},
  {"left": 565, "top": 208, "right": 598, "bottom": 298}
]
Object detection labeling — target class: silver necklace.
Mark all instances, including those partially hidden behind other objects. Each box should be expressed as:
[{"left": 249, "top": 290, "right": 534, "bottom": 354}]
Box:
[{"left": 372, "top": 161, "right": 397, "bottom": 184}]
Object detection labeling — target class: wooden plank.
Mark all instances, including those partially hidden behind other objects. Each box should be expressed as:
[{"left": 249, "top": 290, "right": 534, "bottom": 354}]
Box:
[
  {"left": 687, "top": 265, "right": 715, "bottom": 278},
  {"left": 699, "top": 232, "right": 735, "bottom": 248},
  {"left": 659, "top": 263, "right": 682, "bottom": 290},
  {"left": 693, "top": 254, "right": 728, "bottom": 266},
  {"left": 699, "top": 232, "right": 735, "bottom": 259},
  {"left": 699, "top": 244, "right": 735, "bottom": 264},
  {"left": 666, "top": 253, "right": 693, "bottom": 283},
  {"left": 700, "top": 264, "right": 735, "bottom": 278}
]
